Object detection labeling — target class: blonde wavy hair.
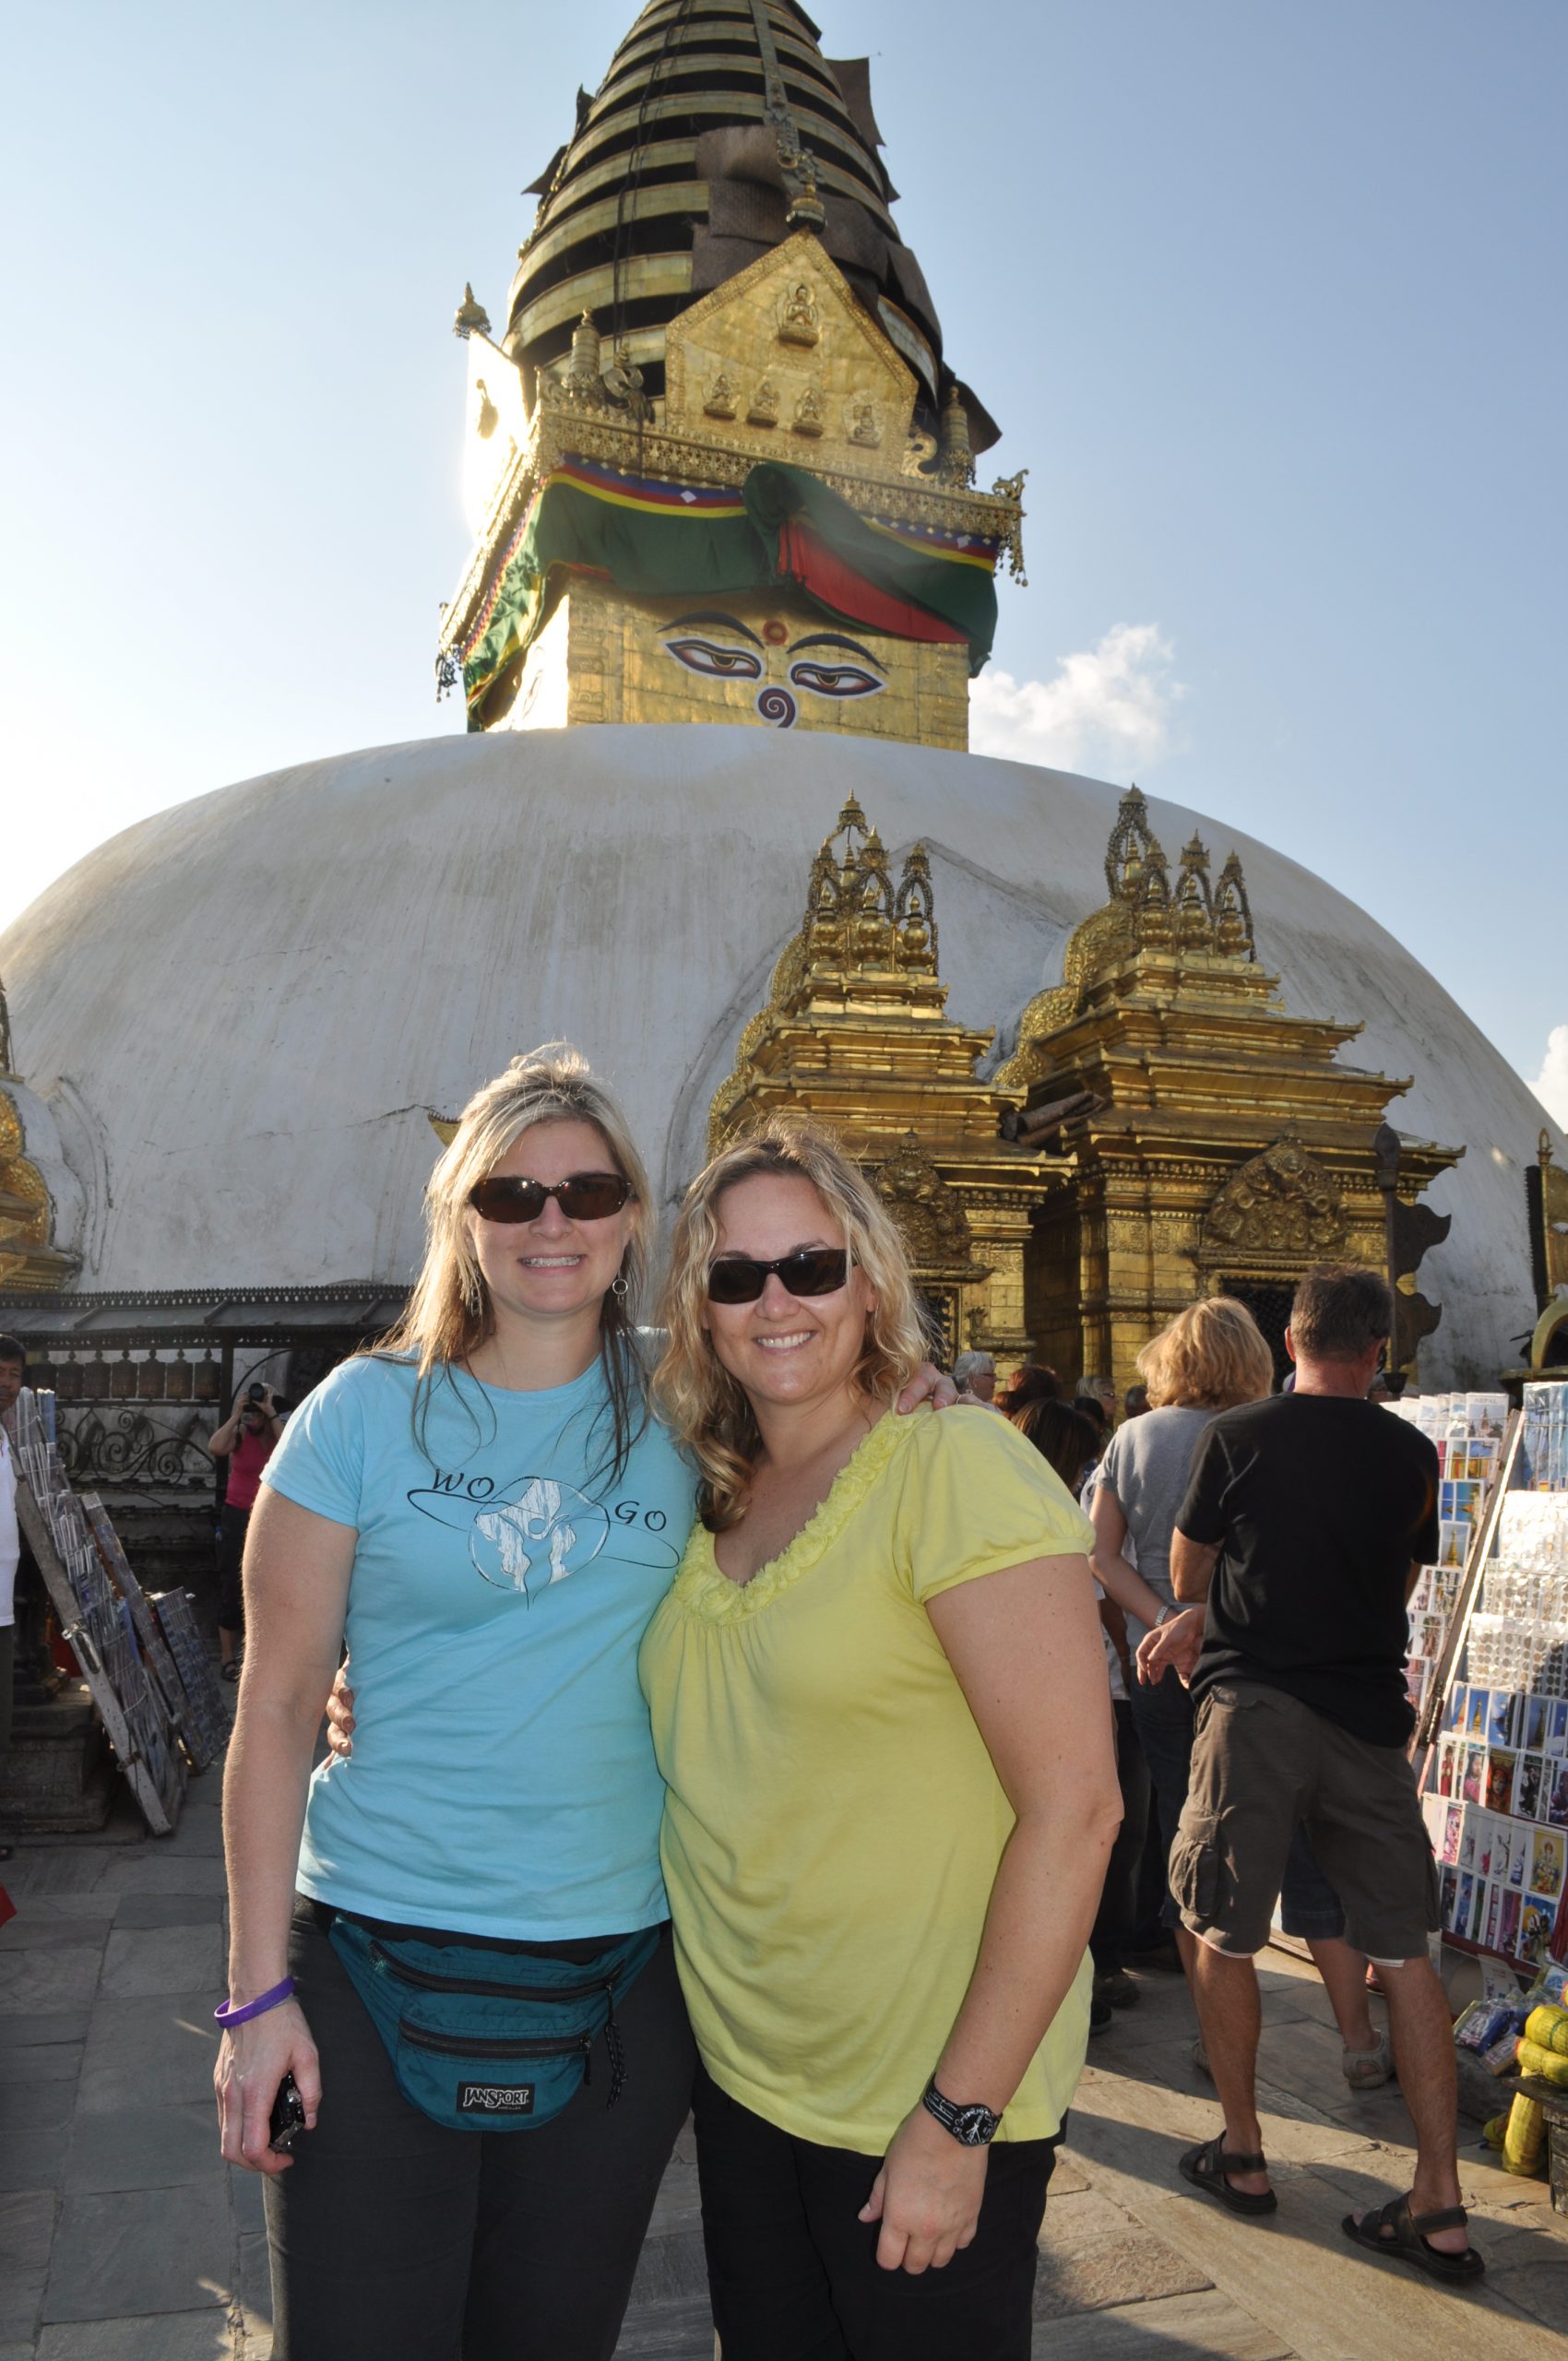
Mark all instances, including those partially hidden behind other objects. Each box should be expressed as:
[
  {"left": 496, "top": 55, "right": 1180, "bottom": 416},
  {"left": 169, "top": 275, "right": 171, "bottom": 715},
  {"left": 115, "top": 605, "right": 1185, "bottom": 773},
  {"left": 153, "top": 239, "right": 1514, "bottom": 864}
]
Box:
[
  {"left": 1136, "top": 1296, "right": 1275, "bottom": 1411},
  {"left": 654, "top": 1120, "right": 927, "bottom": 1530},
  {"left": 374, "top": 1044, "right": 652, "bottom": 1476}
]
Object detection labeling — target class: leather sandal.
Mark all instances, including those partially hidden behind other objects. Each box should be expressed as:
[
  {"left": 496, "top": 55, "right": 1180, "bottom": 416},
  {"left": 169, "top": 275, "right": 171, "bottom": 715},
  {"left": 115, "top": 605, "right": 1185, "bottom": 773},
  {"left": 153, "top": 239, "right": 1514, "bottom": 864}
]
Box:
[
  {"left": 1341, "top": 2193, "right": 1484, "bottom": 2283},
  {"left": 1179, "top": 2132, "right": 1278, "bottom": 2216}
]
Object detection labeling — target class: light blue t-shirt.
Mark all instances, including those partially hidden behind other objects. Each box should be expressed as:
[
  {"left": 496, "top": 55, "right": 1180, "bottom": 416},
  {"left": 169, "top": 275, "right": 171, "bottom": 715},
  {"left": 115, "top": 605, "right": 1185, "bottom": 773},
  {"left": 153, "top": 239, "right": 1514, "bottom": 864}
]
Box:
[{"left": 262, "top": 1354, "right": 697, "bottom": 1940}]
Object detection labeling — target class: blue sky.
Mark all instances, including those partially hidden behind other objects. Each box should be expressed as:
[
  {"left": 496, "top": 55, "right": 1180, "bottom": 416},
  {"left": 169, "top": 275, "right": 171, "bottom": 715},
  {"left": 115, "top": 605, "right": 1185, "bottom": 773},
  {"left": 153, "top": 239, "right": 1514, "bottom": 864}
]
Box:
[{"left": 3, "top": 0, "right": 1563, "bottom": 1111}]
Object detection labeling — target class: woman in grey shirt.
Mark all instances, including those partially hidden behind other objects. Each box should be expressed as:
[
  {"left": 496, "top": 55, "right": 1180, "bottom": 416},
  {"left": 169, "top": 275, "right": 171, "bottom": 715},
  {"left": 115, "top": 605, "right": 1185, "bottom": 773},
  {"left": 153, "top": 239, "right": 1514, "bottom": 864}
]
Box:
[{"left": 1088, "top": 1299, "right": 1393, "bottom": 2086}]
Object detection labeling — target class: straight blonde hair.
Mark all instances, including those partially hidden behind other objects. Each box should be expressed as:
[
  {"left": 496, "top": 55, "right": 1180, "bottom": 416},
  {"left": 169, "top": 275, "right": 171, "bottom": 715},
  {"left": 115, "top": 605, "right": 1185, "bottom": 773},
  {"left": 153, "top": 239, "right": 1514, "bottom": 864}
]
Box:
[
  {"left": 1136, "top": 1296, "right": 1275, "bottom": 1411},
  {"left": 654, "top": 1120, "right": 926, "bottom": 1530},
  {"left": 375, "top": 1044, "right": 652, "bottom": 1478}
]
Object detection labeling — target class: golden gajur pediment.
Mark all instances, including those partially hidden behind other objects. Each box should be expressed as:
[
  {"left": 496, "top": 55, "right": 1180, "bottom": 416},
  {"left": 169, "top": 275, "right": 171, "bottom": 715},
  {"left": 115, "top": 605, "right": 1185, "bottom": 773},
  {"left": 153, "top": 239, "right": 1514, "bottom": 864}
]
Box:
[{"left": 663, "top": 231, "right": 918, "bottom": 475}]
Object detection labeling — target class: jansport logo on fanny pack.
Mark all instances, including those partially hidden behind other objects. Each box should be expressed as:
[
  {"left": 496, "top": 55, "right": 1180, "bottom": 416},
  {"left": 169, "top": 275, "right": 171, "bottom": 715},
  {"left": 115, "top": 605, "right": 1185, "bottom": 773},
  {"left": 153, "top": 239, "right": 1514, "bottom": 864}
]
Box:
[{"left": 457, "top": 2082, "right": 535, "bottom": 2114}]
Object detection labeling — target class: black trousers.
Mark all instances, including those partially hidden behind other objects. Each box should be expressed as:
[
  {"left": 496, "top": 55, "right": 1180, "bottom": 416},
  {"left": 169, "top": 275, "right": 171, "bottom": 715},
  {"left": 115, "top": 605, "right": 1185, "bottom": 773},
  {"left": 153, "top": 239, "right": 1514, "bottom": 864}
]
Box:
[
  {"left": 266, "top": 1903, "right": 695, "bottom": 2361},
  {"left": 217, "top": 1504, "right": 250, "bottom": 1633},
  {"left": 1091, "top": 1697, "right": 1153, "bottom": 1974},
  {"left": 693, "top": 2066, "right": 1059, "bottom": 2361}
]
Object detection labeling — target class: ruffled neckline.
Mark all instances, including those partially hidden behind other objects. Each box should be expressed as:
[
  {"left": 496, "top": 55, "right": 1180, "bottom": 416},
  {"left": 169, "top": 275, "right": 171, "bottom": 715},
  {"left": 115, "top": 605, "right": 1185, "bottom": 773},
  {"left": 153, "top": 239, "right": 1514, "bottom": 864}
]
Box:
[{"left": 672, "top": 1409, "right": 912, "bottom": 1623}]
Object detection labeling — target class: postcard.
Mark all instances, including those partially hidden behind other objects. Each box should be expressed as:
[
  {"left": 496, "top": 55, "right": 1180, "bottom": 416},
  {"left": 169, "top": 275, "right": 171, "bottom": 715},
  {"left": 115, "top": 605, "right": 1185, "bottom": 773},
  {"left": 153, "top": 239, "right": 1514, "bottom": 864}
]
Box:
[
  {"left": 1501, "top": 1887, "right": 1523, "bottom": 1954},
  {"left": 1549, "top": 1699, "right": 1568, "bottom": 1757},
  {"left": 1487, "top": 1750, "right": 1518, "bottom": 1814},
  {"left": 1515, "top": 1752, "right": 1547, "bottom": 1821},
  {"left": 1550, "top": 1762, "right": 1568, "bottom": 1830},
  {"left": 1443, "top": 1802, "right": 1463, "bottom": 1866},
  {"left": 1455, "top": 1871, "right": 1476, "bottom": 1937},
  {"left": 1435, "top": 1737, "right": 1456, "bottom": 1798},
  {"left": 1457, "top": 1813, "right": 1479, "bottom": 1873},
  {"left": 1440, "top": 1864, "right": 1459, "bottom": 1929},
  {"left": 1446, "top": 1685, "right": 1467, "bottom": 1734},
  {"left": 1522, "top": 1694, "right": 1549, "bottom": 1752},
  {"left": 1484, "top": 1881, "right": 1503, "bottom": 1951},
  {"left": 1520, "top": 1899, "right": 1554, "bottom": 1965},
  {"left": 1486, "top": 1691, "right": 1517, "bottom": 1749},
  {"left": 1462, "top": 1746, "right": 1487, "bottom": 1806},
  {"left": 1530, "top": 1828, "right": 1565, "bottom": 1904},
  {"left": 1467, "top": 1689, "right": 1490, "bottom": 1738}
]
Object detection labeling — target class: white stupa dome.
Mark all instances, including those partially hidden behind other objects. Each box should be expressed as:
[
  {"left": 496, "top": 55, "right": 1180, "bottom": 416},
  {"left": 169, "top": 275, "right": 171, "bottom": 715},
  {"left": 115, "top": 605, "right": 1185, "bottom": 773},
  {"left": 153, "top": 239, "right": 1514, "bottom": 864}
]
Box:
[{"left": 1, "top": 725, "right": 1554, "bottom": 1382}]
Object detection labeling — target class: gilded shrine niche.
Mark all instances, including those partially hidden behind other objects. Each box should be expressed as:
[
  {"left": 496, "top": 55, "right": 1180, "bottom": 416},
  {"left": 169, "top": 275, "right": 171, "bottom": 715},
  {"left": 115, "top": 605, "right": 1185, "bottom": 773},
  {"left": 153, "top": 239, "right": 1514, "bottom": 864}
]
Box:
[
  {"left": 999, "top": 788, "right": 1459, "bottom": 1390},
  {"left": 1200, "top": 1141, "right": 1348, "bottom": 1270},
  {"left": 707, "top": 794, "right": 1069, "bottom": 1366},
  {"left": 0, "top": 979, "right": 79, "bottom": 1291}
]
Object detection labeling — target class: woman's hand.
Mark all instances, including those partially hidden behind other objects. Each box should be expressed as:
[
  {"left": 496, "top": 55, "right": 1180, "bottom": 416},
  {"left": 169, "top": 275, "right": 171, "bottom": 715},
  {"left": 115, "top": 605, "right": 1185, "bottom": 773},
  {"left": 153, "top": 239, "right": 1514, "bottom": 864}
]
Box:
[
  {"left": 859, "top": 2104, "right": 989, "bottom": 2272},
  {"left": 897, "top": 1360, "right": 959, "bottom": 1415},
  {"left": 1134, "top": 1607, "right": 1205, "bottom": 1688},
  {"left": 215, "top": 2000, "right": 321, "bottom": 2177},
  {"left": 324, "top": 1665, "right": 356, "bottom": 1760}
]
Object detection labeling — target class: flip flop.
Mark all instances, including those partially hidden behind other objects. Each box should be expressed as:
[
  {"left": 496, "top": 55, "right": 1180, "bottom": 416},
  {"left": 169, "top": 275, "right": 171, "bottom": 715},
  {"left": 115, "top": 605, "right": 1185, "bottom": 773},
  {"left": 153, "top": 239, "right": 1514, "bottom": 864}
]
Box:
[
  {"left": 1179, "top": 2132, "right": 1277, "bottom": 2217},
  {"left": 1341, "top": 2193, "right": 1485, "bottom": 2284}
]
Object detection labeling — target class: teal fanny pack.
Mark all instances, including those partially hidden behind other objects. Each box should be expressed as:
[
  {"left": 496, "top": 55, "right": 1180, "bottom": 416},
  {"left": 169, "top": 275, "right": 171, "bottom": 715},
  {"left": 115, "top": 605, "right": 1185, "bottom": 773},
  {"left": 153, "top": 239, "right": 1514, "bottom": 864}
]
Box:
[{"left": 325, "top": 1913, "right": 659, "bottom": 2131}]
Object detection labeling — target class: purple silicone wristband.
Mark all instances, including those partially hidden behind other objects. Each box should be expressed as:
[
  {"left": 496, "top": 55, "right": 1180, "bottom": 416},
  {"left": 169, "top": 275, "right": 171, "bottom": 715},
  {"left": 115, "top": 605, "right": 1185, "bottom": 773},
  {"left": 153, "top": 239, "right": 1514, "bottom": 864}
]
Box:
[{"left": 214, "top": 1975, "right": 296, "bottom": 2027}]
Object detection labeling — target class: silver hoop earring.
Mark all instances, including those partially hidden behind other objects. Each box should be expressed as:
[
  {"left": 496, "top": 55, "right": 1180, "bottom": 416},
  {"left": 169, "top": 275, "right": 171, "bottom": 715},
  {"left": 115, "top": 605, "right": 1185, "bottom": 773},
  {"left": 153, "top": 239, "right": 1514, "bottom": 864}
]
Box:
[{"left": 611, "top": 1274, "right": 629, "bottom": 1303}]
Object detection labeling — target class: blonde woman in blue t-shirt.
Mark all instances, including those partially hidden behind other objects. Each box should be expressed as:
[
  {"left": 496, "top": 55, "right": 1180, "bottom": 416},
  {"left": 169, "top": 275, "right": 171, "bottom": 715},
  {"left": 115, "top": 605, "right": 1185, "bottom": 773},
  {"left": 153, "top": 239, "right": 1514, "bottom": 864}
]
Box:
[
  {"left": 216, "top": 1049, "right": 950, "bottom": 2361},
  {"left": 639, "top": 1121, "right": 1121, "bottom": 2360}
]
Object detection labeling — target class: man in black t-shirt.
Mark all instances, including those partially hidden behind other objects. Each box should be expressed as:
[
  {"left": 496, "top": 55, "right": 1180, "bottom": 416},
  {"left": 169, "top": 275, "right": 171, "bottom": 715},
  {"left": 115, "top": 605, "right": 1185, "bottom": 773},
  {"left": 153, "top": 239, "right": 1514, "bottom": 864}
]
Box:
[{"left": 1137, "top": 1264, "right": 1482, "bottom": 2284}]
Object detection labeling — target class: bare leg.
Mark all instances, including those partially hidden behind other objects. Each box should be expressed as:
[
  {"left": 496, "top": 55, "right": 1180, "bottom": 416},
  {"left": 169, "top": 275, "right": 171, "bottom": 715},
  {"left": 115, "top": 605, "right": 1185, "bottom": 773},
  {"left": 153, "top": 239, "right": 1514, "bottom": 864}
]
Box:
[
  {"left": 1305, "top": 1934, "right": 1376, "bottom": 2050},
  {"left": 1190, "top": 1940, "right": 1271, "bottom": 2197},
  {"left": 1350, "top": 1955, "right": 1466, "bottom": 2255}
]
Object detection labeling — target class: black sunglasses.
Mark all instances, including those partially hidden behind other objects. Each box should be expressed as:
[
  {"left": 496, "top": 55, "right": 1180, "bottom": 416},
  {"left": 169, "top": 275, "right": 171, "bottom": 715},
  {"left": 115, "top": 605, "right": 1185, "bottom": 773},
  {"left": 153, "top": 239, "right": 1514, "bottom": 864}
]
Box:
[
  {"left": 706, "top": 1248, "right": 849, "bottom": 1305},
  {"left": 468, "top": 1172, "right": 632, "bottom": 1225}
]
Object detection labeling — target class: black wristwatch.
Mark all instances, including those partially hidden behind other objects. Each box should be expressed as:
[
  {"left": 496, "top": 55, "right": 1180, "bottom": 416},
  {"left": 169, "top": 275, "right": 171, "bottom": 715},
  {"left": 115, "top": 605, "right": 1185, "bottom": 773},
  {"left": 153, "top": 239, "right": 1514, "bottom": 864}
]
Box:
[{"left": 921, "top": 2077, "right": 1002, "bottom": 2147}]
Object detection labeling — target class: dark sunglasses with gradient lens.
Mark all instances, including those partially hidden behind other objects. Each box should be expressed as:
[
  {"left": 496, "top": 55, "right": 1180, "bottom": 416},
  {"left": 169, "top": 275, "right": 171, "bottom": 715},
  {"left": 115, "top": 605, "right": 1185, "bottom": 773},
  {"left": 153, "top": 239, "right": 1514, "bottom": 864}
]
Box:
[
  {"left": 706, "top": 1248, "right": 849, "bottom": 1306},
  {"left": 468, "top": 1172, "right": 632, "bottom": 1226}
]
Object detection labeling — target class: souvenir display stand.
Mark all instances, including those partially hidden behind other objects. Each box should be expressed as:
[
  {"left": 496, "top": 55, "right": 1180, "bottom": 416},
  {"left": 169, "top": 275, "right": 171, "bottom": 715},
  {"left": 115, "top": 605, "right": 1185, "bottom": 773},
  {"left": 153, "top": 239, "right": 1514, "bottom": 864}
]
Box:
[
  {"left": 1420, "top": 1381, "right": 1568, "bottom": 1974},
  {"left": 6, "top": 1386, "right": 228, "bottom": 1833}
]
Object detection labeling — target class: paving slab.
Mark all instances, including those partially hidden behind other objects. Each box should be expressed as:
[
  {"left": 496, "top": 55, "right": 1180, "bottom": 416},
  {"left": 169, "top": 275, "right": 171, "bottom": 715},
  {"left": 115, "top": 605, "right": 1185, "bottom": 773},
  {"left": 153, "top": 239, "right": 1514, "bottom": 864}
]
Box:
[
  {"left": 0, "top": 1913, "right": 115, "bottom": 1950},
  {"left": 0, "top": 2011, "right": 91, "bottom": 2047},
  {"left": 1031, "top": 2286, "right": 1294, "bottom": 2359},
  {"left": 0, "top": 2123, "right": 68, "bottom": 2192},
  {"left": 101, "top": 1922, "right": 224, "bottom": 1999},
  {"left": 0, "top": 1944, "right": 104, "bottom": 2013},
  {"left": 36, "top": 2314, "right": 232, "bottom": 2359},
  {"left": 627, "top": 2228, "right": 710, "bottom": 2305},
  {"left": 42, "top": 2178, "right": 233, "bottom": 2322},
  {"left": 0, "top": 2042, "right": 83, "bottom": 2085},
  {"left": 0, "top": 2076, "right": 78, "bottom": 2132},
  {"left": 611, "top": 2295, "right": 716, "bottom": 2358},
  {"left": 90, "top": 1857, "right": 227, "bottom": 1898},
  {"left": 0, "top": 2188, "right": 54, "bottom": 2345},
  {"left": 112, "top": 1892, "right": 226, "bottom": 1928},
  {"left": 1034, "top": 2185, "right": 1212, "bottom": 2317},
  {"left": 75, "top": 1993, "right": 221, "bottom": 2117},
  {"left": 66, "top": 2100, "right": 223, "bottom": 2193}
]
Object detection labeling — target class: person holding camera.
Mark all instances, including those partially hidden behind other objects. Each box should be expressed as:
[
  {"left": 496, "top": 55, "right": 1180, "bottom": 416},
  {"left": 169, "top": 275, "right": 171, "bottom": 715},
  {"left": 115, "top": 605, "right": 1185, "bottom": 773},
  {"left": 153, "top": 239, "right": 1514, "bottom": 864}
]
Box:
[{"left": 204, "top": 1381, "right": 285, "bottom": 1680}]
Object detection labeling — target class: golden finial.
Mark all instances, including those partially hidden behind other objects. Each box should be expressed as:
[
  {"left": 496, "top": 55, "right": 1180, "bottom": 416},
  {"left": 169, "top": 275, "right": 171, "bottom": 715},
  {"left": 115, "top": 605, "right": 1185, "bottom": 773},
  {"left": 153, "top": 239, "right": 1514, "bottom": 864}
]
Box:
[
  {"left": 938, "top": 387, "right": 975, "bottom": 488},
  {"left": 453, "top": 282, "right": 491, "bottom": 339},
  {"left": 787, "top": 152, "right": 826, "bottom": 233}
]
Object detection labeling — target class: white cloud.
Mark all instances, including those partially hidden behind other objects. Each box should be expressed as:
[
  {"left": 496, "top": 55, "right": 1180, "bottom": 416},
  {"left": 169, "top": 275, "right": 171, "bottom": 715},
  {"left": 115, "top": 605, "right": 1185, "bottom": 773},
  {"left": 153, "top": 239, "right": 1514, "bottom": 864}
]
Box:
[
  {"left": 1528, "top": 1025, "right": 1568, "bottom": 1128},
  {"left": 968, "top": 623, "right": 1186, "bottom": 776}
]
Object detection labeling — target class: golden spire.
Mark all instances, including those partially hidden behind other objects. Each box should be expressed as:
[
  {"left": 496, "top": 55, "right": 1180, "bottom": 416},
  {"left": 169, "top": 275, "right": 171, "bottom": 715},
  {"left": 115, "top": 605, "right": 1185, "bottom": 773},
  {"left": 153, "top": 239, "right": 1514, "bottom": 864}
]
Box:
[{"left": 453, "top": 282, "right": 491, "bottom": 339}]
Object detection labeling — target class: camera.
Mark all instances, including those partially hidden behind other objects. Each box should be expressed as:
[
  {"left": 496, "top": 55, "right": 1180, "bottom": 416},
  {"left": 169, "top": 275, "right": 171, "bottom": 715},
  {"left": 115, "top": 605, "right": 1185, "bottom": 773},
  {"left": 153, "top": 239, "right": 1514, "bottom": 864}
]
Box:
[{"left": 246, "top": 1382, "right": 267, "bottom": 1406}]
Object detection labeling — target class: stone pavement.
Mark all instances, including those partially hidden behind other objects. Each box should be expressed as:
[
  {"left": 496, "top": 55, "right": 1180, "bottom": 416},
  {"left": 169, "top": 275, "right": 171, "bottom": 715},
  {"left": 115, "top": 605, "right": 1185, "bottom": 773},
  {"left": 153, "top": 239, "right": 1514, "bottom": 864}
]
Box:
[{"left": 4, "top": 1782, "right": 1567, "bottom": 2359}]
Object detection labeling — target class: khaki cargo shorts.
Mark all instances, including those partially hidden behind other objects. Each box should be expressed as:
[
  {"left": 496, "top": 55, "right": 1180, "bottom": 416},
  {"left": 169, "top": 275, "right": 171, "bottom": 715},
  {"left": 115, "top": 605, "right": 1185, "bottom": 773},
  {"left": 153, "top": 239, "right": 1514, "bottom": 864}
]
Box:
[{"left": 1170, "top": 1679, "right": 1439, "bottom": 1961}]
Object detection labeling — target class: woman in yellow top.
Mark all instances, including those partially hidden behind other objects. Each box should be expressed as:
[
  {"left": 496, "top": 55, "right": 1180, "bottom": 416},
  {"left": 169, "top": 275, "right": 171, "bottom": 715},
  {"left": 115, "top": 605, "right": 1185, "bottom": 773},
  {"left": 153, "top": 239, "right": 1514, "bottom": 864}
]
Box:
[{"left": 640, "top": 1121, "right": 1121, "bottom": 2359}]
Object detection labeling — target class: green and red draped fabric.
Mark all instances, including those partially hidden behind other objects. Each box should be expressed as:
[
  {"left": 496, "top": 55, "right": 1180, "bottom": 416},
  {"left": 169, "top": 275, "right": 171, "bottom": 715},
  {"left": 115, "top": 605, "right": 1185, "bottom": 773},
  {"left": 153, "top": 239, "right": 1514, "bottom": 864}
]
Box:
[{"left": 459, "top": 457, "right": 1000, "bottom": 722}]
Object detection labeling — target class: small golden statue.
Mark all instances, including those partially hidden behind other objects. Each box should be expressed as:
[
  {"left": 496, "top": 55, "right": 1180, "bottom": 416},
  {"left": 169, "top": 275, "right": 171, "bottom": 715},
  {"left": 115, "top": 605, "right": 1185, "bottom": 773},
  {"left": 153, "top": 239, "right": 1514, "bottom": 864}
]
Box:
[
  {"left": 846, "top": 399, "right": 881, "bottom": 447},
  {"left": 791, "top": 384, "right": 826, "bottom": 437},
  {"left": 778, "top": 280, "right": 821, "bottom": 347},
  {"left": 704, "top": 370, "right": 738, "bottom": 420},
  {"left": 747, "top": 376, "right": 780, "bottom": 427}
]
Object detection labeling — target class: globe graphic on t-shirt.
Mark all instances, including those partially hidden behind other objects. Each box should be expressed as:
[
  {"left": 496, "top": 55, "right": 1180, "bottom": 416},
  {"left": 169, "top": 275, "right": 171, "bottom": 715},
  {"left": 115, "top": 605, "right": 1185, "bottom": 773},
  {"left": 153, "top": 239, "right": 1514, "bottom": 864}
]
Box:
[{"left": 469, "top": 1478, "right": 609, "bottom": 1599}]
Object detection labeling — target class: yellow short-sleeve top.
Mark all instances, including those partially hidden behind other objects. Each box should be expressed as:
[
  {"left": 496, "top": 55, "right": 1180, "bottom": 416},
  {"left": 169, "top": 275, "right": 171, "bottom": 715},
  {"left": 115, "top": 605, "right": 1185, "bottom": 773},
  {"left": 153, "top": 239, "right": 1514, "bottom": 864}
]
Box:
[{"left": 637, "top": 1405, "right": 1098, "bottom": 2154}]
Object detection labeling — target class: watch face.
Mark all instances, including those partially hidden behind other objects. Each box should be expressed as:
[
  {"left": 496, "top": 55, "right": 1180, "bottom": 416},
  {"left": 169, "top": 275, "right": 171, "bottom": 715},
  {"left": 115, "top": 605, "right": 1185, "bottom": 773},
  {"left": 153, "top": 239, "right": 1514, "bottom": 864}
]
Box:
[{"left": 954, "top": 2104, "right": 997, "bottom": 2145}]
